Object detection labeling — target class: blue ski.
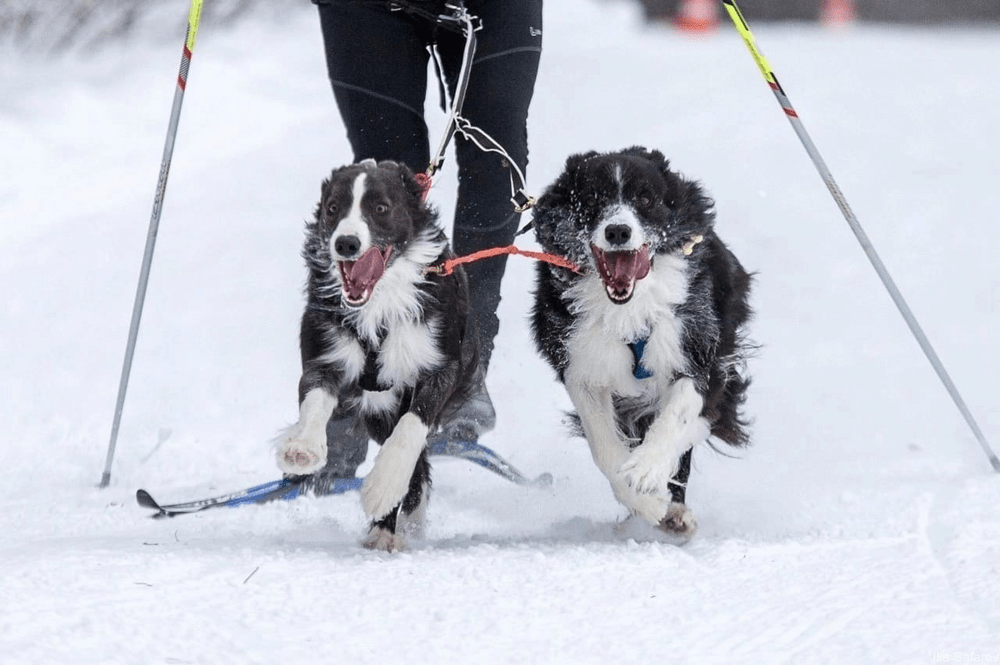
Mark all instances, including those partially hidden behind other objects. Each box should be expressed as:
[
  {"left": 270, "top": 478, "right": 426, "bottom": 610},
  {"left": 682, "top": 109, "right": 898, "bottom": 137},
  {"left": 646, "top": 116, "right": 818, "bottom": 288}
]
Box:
[{"left": 136, "top": 439, "right": 551, "bottom": 518}]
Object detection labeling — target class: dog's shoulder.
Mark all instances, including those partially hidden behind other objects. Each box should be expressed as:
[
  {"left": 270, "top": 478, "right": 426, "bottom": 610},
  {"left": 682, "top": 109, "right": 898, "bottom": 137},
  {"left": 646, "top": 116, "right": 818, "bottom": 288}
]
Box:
[{"left": 530, "top": 262, "right": 576, "bottom": 377}]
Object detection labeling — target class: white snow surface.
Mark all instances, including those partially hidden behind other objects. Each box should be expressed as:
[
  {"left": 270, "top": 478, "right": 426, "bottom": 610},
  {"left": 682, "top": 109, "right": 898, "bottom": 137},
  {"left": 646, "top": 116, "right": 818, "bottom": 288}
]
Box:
[{"left": 2, "top": 1, "right": 1000, "bottom": 662}]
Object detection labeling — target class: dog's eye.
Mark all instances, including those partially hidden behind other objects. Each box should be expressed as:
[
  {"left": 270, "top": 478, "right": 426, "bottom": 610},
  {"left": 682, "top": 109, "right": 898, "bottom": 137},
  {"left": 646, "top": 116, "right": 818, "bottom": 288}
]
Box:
[
  {"left": 374, "top": 204, "right": 389, "bottom": 214},
  {"left": 638, "top": 196, "right": 652, "bottom": 208},
  {"left": 327, "top": 202, "right": 338, "bottom": 214}
]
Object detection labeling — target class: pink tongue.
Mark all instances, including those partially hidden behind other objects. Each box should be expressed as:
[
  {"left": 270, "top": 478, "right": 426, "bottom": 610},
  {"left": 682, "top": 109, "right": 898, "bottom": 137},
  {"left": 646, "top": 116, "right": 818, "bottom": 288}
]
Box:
[
  {"left": 603, "top": 246, "right": 650, "bottom": 289},
  {"left": 341, "top": 246, "right": 387, "bottom": 298}
]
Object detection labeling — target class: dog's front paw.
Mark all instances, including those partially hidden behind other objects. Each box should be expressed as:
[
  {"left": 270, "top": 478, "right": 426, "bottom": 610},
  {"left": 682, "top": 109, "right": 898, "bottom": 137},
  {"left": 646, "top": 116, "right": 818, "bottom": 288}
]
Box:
[
  {"left": 659, "top": 502, "right": 698, "bottom": 542},
  {"left": 276, "top": 428, "right": 327, "bottom": 475},
  {"left": 617, "top": 444, "right": 679, "bottom": 495},
  {"left": 611, "top": 481, "right": 671, "bottom": 525},
  {"left": 363, "top": 525, "right": 406, "bottom": 553},
  {"left": 360, "top": 464, "right": 407, "bottom": 521}
]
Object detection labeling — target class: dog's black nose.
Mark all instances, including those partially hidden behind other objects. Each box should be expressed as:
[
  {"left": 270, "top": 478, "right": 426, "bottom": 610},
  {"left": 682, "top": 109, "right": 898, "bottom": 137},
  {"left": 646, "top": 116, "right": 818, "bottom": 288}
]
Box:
[
  {"left": 604, "top": 224, "right": 632, "bottom": 246},
  {"left": 334, "top": 235, "right": 361, "bottom": 258}
]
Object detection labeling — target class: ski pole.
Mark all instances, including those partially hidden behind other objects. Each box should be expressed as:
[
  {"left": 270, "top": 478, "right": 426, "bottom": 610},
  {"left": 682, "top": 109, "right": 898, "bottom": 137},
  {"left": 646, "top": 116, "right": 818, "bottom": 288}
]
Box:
[
  {"left": 721, "top": 0, "right": 1000, "bottom": 473},
  {"left": 100, "top": 0, "right": 205, "bottom": 488}
]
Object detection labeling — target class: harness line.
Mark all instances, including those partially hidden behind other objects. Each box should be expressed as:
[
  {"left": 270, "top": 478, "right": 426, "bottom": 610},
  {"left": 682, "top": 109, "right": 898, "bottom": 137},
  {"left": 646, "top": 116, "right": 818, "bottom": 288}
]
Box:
[{"left": 425, "top": 246, "right": 584, "bottom": 277}]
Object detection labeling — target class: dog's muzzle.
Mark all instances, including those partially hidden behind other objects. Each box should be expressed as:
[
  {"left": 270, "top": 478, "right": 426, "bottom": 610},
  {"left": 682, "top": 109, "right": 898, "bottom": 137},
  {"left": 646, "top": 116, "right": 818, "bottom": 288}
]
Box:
[
  {"left": 591, "top": 244, "right": 650, "bottom": 304},
  {"left": 337, "top": 245, "right": 392, "bottom": 308}
]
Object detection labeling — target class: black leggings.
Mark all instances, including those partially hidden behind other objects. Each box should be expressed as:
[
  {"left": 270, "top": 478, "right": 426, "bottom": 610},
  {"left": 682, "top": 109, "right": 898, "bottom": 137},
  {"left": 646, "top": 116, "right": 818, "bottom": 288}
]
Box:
[{"left": 315, "top": 0, "right": 543, "bottom": 368}]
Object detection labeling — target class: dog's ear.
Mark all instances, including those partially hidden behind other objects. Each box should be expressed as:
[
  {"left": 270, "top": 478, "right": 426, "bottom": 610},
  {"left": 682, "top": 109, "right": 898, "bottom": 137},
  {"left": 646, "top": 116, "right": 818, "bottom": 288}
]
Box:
[
  {"left": 672, "top": 176, "right": 717, "bottom": 237},
  {"left": 624, "top": 147, "right": 677, "bottom": 202},
  {"left": 314, "top": 177, "right": 332, "bottom": 221},
  {"left": 535, "top": 151, "right": 599, "bottom": 211},
  {"left": 533, "top": 152, "right": 596, "bottom": 251},
  {"left": 563, "top": 150, "right": 599, "bottom": 174},
  {"left": 374, "top": 159, "right": 424, "bottom": 202},
  {"left": 622, "top": 145, "right": 668, "bottom": 167}
]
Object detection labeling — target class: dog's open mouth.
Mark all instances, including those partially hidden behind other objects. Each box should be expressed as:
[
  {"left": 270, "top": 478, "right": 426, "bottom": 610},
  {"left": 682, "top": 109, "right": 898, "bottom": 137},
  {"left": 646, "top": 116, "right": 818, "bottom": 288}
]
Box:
[
  {"left": 592, "top": 245, "right": 651, "bottom": 304},
  {"left": 337, "top": 245, "right": 392, "bottom": 307}
]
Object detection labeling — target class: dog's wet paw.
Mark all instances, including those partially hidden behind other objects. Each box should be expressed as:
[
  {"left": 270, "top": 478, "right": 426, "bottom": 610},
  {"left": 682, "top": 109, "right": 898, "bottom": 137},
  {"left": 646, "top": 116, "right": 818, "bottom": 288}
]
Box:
[
  {"left": 658, "top": 502, "right": 698, "bottom": 542},
  {"left": 613, "top": 482, "right": 670, "bottom": 525},
  {"left": 363, "top": 525, "right": 406, "bottom": 553},
  {"left": 276, "top": 432, "right": 326, "bottom": 475},
  {"left": 617, "top": 445, "right": 679, "bottom": 495}
]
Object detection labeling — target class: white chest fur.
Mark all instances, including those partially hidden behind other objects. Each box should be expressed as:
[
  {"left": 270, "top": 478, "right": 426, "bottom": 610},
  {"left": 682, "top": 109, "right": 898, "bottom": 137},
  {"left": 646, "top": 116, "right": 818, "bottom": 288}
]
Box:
[
  {"left": 564, "top": 254, "right": 690, "bottom": 396},
  {"left": 320, "top": 316, "right": 444, "bottom": 415},
  {"left": 376, "top": 316, "right": 444, "bottom": 387}
]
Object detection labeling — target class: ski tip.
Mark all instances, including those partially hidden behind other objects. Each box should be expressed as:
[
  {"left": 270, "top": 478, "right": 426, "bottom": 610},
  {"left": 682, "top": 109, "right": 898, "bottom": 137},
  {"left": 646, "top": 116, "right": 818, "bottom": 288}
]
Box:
[
  {"left": 136, "top": 488, "right": 160, "bottom": 509},
  {"left": 136, "top": 488, "right": 171, "bottom": 518}
]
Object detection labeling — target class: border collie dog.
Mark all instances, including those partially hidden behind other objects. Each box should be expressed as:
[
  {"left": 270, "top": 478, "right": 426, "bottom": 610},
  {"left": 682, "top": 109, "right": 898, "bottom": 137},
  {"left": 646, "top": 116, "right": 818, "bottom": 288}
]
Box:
[
  {"left": 530, "top": 147, "right": 753, "bottom": 540},
  {"left": 277, "top": 159, "right": 476, "bottom": 551}
]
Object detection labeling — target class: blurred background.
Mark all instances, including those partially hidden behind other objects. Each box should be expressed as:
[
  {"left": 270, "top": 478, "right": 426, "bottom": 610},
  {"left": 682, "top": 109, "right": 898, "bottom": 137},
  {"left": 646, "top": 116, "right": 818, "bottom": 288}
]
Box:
[
  {"left": 0, "top": 0, "right": 298, "bottom": 55},
  {"left": 634, "top": 0, "right": 1000, "bottom": 29},
  {"left": 2, "top": 0, "right": 999, "bottom": 56}
]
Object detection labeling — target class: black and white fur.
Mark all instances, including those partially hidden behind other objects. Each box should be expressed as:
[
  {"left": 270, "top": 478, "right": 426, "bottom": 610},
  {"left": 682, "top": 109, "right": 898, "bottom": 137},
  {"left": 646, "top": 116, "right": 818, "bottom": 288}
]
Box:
[
  {"left": 531, "top": 147, "right": 753, "bottom": 540},
  {"left": 277, "top": 159, "right": 477, "bottom": 551}
]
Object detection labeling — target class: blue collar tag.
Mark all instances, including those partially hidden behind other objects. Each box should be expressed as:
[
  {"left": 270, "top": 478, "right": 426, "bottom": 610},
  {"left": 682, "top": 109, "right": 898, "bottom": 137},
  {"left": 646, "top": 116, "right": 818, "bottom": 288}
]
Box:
[{"left": 628, "top": 339, "right": 654, "bottom": 380}]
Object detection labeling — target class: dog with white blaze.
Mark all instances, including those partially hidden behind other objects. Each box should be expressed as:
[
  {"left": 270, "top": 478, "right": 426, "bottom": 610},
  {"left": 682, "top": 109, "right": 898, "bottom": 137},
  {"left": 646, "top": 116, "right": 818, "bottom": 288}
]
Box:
[
  {"left": 530, "top": 147, "right": 754, "bottom": 541},
  {"left": 277, "top": 159, "right": 477, "bottom": 551}
]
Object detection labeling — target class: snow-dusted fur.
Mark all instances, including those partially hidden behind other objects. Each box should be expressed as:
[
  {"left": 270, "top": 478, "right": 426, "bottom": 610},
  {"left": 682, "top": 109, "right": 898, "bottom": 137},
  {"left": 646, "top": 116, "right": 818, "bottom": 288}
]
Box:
[
  {"left": 531, "top": 147, "right": 754, "bottom": 540},
  {"left": 277, "top": 159, "right": 478, "bottom": 551}
]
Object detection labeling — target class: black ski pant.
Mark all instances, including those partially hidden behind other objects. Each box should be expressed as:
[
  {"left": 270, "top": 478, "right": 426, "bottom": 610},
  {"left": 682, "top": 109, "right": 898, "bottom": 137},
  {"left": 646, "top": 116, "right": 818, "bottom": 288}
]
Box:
[{"left": 315, "top": 0, "right": 543, "bottom": 370}]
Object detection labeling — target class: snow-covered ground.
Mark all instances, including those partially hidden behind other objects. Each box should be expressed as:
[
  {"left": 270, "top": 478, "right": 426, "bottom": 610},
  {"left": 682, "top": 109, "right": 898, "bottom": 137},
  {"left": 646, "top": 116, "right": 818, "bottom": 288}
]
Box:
[{"left": 2, "top": 1, "right": 999, "bottom": 662}]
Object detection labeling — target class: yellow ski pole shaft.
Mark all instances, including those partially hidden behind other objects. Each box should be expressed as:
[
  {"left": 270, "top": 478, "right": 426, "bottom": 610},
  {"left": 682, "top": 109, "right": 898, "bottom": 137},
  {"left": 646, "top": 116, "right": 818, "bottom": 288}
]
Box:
[
  {"left": 101, "top": 0, "right": 205, "bottom": 488},
  {"left": 722, "top": 0, "right": 999, "bottom": 473}
]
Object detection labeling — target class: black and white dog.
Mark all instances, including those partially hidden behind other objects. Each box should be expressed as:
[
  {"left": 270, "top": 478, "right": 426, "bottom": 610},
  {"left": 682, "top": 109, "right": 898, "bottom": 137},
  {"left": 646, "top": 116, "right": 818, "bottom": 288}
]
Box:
[
  {"left": 277, "top": 159, "right": 477, "bottom": 551},
  {"left": 531, "top": 147, "right": 753, "bottom": 540}
]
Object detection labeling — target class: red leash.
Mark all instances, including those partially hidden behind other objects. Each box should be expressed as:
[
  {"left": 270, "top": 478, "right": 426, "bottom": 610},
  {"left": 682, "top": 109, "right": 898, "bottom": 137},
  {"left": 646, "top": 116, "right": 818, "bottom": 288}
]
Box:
[
  {"left": 414, "top": 172, "right": 434, "bottom": 202},
  {"left": 415, "top": 172, "right": 570, "bottom": 276},
  {"left": 426, "top": 245, "right": 584, "bottom": 277}
]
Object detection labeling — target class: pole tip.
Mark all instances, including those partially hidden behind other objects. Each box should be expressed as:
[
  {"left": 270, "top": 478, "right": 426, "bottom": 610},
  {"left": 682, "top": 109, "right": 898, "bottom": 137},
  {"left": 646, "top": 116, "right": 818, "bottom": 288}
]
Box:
[{"left": 99, "top": 471, "right": 111, "bottom": 488}]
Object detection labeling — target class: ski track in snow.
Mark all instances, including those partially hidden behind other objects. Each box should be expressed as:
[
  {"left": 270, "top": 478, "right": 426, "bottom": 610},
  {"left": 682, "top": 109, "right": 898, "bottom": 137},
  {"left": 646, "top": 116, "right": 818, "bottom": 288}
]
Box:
[{"left": 2, "top": 1, "right": 1000, "bottom": 662}]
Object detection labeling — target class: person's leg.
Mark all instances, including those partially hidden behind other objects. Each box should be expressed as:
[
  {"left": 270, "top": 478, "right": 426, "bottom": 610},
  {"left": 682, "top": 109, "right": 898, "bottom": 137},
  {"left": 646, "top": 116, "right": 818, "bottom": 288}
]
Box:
[
  {"left": 439, "top": 0, "right": 543, "bottom": 371},
  {"left": 317, "top": 0, "right": 433, "bottom": 171},
  {"left": 428, "top": 0, "right": 542, "bottom": 441},
  {"left": 310, "top": 1, "right": 434, "bottom": 477}
]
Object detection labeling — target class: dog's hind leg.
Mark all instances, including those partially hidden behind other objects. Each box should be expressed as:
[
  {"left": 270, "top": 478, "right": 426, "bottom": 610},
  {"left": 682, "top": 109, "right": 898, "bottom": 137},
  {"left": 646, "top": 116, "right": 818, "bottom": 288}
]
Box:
[
  {"left": 363, "top": 449, "right": 431, "bottom": 552},
  {"left": 660, "top": 449, "right": 698, "bottom": 540},
  {"left": 668, "top": 448, "right": 692, "bottom": 505}
]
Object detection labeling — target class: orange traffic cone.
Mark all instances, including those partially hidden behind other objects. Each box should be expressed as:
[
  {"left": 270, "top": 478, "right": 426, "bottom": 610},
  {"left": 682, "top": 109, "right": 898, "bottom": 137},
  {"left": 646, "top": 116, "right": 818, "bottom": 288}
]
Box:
[
  {"left": 674, "top": 0, "right": 719, "bottom": 34},
  {"left": 821, "top": 0, "right": 857, "bottom": 28}
]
